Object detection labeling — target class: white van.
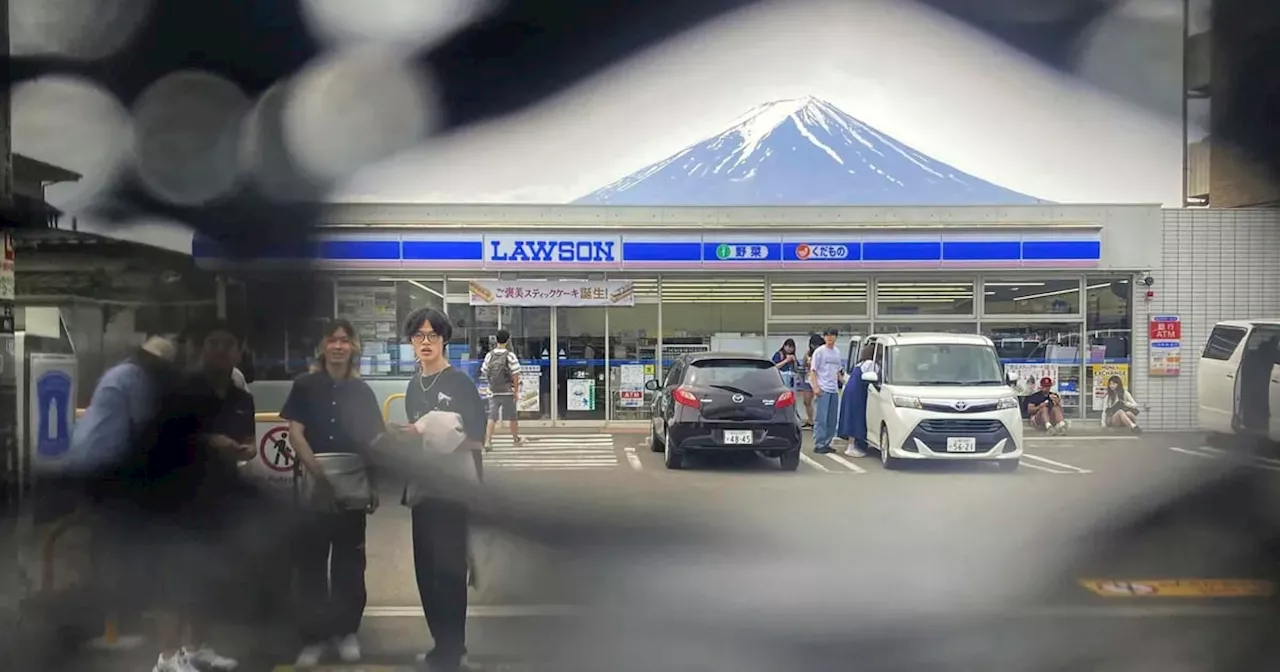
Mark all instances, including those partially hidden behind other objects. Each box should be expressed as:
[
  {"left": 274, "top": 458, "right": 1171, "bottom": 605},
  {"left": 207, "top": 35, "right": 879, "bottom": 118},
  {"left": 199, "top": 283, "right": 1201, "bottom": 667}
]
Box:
[
  {"left": 1198, "top": 319, "right": 1280, "bottom": 444},
  {"left": 859, "top": 332, "right": 1024, "bottom": 471}
]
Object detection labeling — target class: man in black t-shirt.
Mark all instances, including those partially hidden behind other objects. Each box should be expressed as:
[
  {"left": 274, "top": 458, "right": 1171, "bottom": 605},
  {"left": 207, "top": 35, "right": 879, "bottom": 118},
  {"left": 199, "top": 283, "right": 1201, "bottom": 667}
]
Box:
[
  {"left": 1025, "top": 376, "right": 1067, "bottom": 435},
  {"left": 280, "top": 319, "right": 387, "bottom": 667},
  {"left": 399, "top": 307, "right": 487, "bottom": 672}
]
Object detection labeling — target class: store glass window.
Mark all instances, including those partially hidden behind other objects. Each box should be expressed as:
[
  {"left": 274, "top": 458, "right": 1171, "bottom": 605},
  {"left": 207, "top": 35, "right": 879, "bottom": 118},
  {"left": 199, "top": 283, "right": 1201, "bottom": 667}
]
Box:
[
  {"left": 983, "top": 278, "right": 1081, "bottom": 315},
  {"left": 768, "top": 278, "right": 868, "bottom": 318},
  {"left": 984, "top": 322, "right": 1084, "bottom": 419},
  {"left": 335, "top": 279, "right": 402, "bottom": 376},
  {"left": 660, "top": 276, "right": 766, "bottom": 368},
  {"left": 244, "top": 278, "right": 334, "bottom": 380},
  {"left": 608, "top": 277, "right": 659, "bottom": 421},
  {"left": 444, "top": 278, "right": 499, "bottom": 384},
  {"left": 395, "top": 279, "right": 445, "bottom": 375},
  {"left": 876, "top": 279, "right": 975, "bottom": 316},
  {"left": 1085, "top": 275, "right": 1134, "bottom": 420}
]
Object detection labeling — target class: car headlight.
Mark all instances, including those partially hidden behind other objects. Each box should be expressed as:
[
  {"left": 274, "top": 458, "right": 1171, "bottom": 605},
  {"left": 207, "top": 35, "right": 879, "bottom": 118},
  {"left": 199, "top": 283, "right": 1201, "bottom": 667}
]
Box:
[
  {"left": 996, "top": 396, "right": 1019, "bottom": 410},
  {"left": 892, "top": 395, "right": 922, "bottom": 409}
]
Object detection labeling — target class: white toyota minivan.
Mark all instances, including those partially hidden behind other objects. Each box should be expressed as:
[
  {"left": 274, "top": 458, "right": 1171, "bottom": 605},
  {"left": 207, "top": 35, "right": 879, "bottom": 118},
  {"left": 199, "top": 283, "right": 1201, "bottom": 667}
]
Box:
[
  {"left": 1198, "top": 319, "right": 1280, "bottom": 444},
  {"left": 859, "top": 332, "right": 1024, "bottom": 471}
]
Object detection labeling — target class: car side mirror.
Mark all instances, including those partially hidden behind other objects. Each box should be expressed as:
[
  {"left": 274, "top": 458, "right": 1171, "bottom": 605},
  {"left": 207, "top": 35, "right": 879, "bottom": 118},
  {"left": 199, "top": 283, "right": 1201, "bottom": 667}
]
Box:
[
  {"left": 644, "top": 379, "right": 660, "bottom": 391},
  {"left": 860, "top": 371, "right": 879, "bottom": 384},
  {"left": 1006, "top": 370, "right": 1019, "bottom": 385}
]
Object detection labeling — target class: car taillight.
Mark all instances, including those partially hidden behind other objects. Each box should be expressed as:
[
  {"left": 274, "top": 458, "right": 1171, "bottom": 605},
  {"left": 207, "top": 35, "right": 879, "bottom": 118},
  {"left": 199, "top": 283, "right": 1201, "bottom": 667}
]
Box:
[
  {"left": 673, "top": 388, "right": 701, "bottom": 409},
  {"left": 776, "top": 391, "right": 796, "bottom": 409}
]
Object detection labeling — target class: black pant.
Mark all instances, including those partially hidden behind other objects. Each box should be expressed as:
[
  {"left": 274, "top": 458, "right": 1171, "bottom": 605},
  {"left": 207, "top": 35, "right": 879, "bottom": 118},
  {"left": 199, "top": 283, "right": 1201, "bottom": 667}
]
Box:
[
  {"left": 411, "top": 498, "right": 470, "bottom": 664},
  {"left": 295, "top": 510, "right": 368, "bottom": 641}
]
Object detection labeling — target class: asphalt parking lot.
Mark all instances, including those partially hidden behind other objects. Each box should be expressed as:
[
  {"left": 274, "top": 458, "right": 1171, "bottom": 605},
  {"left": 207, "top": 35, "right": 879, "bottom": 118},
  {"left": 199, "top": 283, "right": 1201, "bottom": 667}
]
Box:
[
  {"left": 337, "top": 429, "right": 1280, "bottom": 667},
  {"left": 66, "top": 429, "right": 1280, "bottom": 671}
]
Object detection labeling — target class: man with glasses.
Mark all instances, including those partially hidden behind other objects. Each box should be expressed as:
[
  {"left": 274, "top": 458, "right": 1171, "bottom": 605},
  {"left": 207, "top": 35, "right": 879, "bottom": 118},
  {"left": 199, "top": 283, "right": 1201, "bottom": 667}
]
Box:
[{"left": 398, "top": 307, "right": 487, "bottom": 672}]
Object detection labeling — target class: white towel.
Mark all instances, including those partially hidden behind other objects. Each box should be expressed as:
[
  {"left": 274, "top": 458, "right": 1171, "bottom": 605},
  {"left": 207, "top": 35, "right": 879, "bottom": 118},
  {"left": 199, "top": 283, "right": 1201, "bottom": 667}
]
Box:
[{"left": 403, "top": 411, "right": 479, "bottom": 507}]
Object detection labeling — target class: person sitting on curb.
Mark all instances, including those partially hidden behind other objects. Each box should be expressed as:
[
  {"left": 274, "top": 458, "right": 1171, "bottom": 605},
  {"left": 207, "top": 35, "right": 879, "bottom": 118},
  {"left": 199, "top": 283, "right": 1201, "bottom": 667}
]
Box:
[
  {"left": 1101, "top": 375, "right": 1142, "bottom": 435},
  {"left": 1025, "top": 377, "right": 1068, "bottom": 435}
]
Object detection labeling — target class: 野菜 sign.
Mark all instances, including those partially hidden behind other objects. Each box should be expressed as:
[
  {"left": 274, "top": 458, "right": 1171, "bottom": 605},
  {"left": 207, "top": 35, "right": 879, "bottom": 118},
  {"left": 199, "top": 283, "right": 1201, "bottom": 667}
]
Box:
[
  {"left": 468, "top": 279, "right": 636, "bottom": 307},
  {"left": 1148, "top": 315, "right": 1182, "bottom": 377}
]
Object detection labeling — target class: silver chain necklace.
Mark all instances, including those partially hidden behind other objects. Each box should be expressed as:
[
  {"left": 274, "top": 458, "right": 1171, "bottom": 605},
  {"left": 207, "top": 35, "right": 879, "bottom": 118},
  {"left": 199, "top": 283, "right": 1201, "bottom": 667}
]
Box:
[{"left": 417, "top": 365, "right": 449, "bottom": 396}]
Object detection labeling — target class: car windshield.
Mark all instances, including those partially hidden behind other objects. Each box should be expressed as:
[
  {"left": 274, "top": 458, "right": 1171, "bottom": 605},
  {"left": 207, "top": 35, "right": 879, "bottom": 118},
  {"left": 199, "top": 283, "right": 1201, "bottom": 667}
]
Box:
[
  {"left": 886, "top": 344, "right": 1005, "bottom": 386},
  {"left": 686, "top": 359, "right": 783, "bottom": 392}
]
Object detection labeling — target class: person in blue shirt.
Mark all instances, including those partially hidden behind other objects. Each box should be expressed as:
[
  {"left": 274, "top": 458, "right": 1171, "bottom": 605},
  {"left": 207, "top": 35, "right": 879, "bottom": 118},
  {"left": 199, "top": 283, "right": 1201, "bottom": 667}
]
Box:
[{"left": 808, "top": 328, "right": 846, "bottom": 454}]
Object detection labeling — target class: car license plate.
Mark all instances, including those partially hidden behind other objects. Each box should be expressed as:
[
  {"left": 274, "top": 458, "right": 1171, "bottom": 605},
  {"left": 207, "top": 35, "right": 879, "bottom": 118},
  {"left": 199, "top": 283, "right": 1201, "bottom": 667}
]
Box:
[
  {"left": 724, "top": 430, "right": 754, "bottom": 445},
  {"left": 946, "top": 437, "right": 978, "bottom": 453}
]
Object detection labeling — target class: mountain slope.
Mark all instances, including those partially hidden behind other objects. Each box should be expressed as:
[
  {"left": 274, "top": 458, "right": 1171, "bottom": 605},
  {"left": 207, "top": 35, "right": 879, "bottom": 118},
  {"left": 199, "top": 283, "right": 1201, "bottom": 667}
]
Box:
[{"left": 575, "top": 97, "right": 1042, "bottom": 206}]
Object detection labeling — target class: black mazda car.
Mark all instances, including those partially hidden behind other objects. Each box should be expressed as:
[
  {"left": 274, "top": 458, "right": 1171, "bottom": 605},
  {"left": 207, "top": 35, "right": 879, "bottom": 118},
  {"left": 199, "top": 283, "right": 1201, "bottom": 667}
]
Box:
[{"left": 646, "top": 352, "right": 803, "bottom": 471}]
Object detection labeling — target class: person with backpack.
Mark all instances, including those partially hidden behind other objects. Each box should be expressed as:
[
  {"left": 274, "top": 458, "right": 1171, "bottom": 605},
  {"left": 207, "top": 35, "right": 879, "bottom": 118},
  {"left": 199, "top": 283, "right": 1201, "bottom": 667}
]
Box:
[
  {"left": 478, "top": 327, "right": 522, "bottom": 448},
  {"left": 481, "top": 329, "right": 523, "bottom": 449}
]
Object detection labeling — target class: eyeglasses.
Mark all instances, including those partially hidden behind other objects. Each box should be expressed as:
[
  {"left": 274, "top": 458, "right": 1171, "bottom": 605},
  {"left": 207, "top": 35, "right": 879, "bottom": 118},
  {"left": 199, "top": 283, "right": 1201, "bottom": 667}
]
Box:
[{"left": 410, "top": 331, "right": 443, "bottom": 344}]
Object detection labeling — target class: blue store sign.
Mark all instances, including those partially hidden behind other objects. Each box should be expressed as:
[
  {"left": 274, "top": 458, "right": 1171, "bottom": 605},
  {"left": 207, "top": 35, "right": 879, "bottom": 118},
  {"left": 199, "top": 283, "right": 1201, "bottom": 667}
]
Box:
[
  {"left": 193, "top": 230, "right": 1103, "bottom": 270},
  {"left": 485, "top": 235, "right": 621, "bottom": 264}
]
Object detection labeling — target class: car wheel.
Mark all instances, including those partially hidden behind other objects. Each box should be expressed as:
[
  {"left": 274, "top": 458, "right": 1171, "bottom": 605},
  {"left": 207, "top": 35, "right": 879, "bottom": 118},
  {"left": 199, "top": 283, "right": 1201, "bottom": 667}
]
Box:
[
  {"left": 650, "top": 420, "right": 664, "bottom": 452},
  {"left": 880, "top": 425, "right": 903, "bottom": 470},
  {"left": 779, "top": 447, "right": 801, "bottom": 471},
  {"left": 997, "top": 459, "right": 1019, "bottom": 473},
  {"left": 664, "top": 429, "right": 684, "bottom": 469}
]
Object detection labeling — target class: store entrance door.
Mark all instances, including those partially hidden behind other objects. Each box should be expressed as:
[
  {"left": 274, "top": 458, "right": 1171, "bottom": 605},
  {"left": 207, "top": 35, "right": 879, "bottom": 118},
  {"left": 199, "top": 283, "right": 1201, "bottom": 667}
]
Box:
[
  {"left": 501, "top": 306, "right": 553, "bottom": 424},
  {"left": 497, "top": 306, "right": 610, "bottom": 426}
]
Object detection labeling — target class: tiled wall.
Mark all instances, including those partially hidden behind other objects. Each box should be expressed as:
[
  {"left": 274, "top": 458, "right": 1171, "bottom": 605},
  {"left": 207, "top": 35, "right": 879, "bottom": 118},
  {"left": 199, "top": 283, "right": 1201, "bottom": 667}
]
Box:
[{"left": 1139, "top": 208, "right": 1280, "bottom": 430}]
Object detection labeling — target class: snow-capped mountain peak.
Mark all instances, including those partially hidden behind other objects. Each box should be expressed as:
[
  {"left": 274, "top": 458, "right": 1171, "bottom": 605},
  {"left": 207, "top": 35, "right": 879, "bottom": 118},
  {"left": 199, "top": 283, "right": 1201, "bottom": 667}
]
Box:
[{"left": 576, "top": 96, "right": 1041, "bottom": 206}]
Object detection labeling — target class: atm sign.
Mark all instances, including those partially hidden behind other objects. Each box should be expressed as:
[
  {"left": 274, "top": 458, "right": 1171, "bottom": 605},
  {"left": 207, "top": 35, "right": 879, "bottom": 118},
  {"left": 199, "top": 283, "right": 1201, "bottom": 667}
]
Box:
[{"left": 795, "top": 243, "right": 849, "bottom": 260}]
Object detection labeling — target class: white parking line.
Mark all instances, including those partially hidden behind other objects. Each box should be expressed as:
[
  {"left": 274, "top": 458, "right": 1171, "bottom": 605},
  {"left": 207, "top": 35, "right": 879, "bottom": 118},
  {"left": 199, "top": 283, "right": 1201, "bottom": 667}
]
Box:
[
  {"left": 624, "top": 445, "right": 643, "bottom": 471},
  {"left": 1019, "top": 460, "right": 1077, "bottom": 474},
  {"left": 1168, "top": 445, "right": 1280, "bottom": 472},
  {"left": 798, "top": 453, "right": 832, "bottom": 472},
  {"left": 822, "top": 452, "right": 869, "bottom": 473},
  {"left": 1021, "top": 452, "right": 1092, "bottom": 474}
]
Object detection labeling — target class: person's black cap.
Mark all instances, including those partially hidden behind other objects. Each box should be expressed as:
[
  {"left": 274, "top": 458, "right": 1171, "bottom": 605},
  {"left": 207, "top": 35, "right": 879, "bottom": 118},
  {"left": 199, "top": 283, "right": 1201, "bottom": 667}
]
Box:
[{"left": 823, "top": 327, "right": 840, "bottom": 336}]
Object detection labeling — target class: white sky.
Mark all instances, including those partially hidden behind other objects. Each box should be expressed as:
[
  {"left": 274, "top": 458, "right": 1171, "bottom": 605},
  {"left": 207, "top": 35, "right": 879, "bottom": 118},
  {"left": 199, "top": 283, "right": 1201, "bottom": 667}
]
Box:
[{"left": 335, "top": 0, "right": 1187, "bottom": 206}]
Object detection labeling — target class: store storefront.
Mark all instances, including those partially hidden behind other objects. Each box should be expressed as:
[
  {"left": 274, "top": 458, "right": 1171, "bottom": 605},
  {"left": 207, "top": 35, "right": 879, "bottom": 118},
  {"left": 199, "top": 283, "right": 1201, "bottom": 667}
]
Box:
[{"left": 200, "top": 205, "right": 1162, "bottom": 427}]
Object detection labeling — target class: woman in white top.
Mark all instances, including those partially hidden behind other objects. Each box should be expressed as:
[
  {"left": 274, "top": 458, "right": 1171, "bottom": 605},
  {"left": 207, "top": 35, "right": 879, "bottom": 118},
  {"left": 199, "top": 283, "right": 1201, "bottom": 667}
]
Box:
[{"left": 1102, "top": 375, "right": 1142, "bottom": 434}]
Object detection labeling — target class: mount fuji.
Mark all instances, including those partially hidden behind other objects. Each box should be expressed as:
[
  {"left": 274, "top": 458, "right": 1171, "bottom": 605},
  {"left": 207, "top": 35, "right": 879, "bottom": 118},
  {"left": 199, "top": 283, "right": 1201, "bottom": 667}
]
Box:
[{"left": 575, "top": 97, "right": 1043, "bottom": 206}]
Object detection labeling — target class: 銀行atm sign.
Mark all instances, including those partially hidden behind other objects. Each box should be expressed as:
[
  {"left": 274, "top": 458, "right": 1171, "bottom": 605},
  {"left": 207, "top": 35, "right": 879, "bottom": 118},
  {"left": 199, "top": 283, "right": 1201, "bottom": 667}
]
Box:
[
  {"left": 1149, "top": 315, "right": 1181, "bottom": 341},
  {"left": 1149, "top": 315, "right": 1182, "bottom": 377}
]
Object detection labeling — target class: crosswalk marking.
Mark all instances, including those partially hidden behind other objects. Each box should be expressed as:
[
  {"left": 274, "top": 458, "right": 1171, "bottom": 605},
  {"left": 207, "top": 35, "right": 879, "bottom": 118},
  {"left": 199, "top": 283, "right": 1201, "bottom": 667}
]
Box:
[{"left": 486, "top": 434, "right": 618, "bottom": 471}]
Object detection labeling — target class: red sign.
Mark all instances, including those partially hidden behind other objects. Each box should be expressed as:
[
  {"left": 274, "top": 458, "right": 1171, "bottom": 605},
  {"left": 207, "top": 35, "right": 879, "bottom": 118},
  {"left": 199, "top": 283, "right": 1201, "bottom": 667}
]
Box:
[
  {"left": 1149, "top": 317, "right": 1181, "bottom": 341},
  {"left": 259, "top": 425, "right": 296, "bottom": 473}
]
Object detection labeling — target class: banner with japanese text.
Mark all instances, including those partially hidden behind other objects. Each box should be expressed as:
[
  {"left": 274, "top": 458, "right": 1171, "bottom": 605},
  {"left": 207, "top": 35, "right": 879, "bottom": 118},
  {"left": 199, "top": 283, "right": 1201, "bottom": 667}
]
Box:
[{"left": 469, "top": 279, "right": 636, "bottom": 307}]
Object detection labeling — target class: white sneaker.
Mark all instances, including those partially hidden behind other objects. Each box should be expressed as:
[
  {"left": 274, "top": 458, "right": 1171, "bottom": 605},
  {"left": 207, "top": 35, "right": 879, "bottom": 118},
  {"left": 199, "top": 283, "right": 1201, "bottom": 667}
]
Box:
[
  {"left": 334, "top": 633, "right": 361, "bottom": 662},
  {"left": 153, "top": 652, "right": 201, "bottom": 672},
  {"left": 1055, "top": 421, "right": 1069, "bottom": 434},
  {"left": 183, "top": 645, "right": 238, "bottom": 671},
  {"left": 844, "top": 446, "right": 867, "bottom": 458},
  {"left": 296, "top": 642, "right": 327, "bottom": 667}
]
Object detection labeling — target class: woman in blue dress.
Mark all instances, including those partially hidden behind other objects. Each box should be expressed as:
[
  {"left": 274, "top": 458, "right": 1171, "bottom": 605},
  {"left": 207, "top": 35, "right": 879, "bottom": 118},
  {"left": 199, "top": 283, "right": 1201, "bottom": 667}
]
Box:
[{"left": 837, "top": 342, "right": 877, "bottom": 457}]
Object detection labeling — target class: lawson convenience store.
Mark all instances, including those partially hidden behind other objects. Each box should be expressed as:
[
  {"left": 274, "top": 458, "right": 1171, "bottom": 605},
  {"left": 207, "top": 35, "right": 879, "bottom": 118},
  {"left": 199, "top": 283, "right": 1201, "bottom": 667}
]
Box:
[{"left": 198, "top": 204, "right": 1162, "bottom": 428}]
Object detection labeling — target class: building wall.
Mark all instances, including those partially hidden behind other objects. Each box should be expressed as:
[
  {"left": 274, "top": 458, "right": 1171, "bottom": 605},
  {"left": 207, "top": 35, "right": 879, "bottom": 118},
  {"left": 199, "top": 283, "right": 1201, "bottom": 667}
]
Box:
[{"left": 1139, "top": 208, "right": 1280, "bottom": 430}]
